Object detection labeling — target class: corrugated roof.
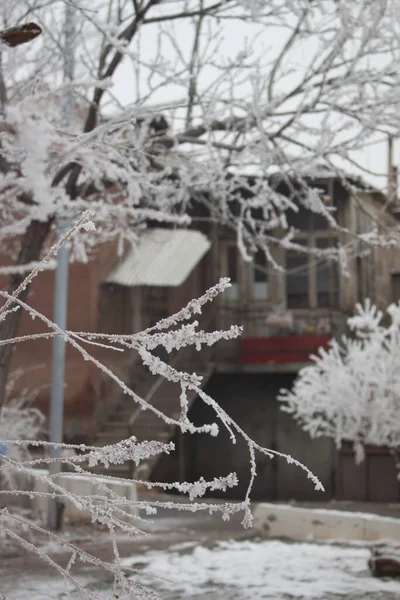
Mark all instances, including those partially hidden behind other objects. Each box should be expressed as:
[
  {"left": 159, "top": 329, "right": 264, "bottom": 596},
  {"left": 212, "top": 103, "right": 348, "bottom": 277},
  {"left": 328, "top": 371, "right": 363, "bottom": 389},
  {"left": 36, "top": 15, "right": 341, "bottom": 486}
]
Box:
[{"left": 105, "top": 228, "right": 211, "bottom": 287}]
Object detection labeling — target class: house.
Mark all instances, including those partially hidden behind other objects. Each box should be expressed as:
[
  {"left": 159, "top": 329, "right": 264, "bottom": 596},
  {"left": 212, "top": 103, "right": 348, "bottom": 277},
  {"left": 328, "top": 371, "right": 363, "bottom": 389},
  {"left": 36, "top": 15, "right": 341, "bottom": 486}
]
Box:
[
  {"left": 3, "top": 172, "right": 400, "bottom": 501},
  {"left": 148, "top": 173, "right": 400, "bottom": 502}
]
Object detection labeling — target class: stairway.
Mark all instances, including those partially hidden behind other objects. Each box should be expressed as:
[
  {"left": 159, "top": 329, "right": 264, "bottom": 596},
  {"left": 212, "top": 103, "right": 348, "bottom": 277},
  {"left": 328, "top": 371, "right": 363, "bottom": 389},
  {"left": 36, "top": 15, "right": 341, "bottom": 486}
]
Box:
[{"left": 91, "top": 350, "right": 214, "bottom": 480}]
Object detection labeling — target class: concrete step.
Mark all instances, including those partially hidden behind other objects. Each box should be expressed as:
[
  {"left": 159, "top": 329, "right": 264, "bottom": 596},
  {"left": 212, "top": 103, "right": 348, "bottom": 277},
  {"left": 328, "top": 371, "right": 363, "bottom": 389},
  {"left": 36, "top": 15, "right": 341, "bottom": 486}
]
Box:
[
  {"left": 134, "top": 408, "right": 180, "bottom": 419},
  {"left": 131, "top": 422, "right": 172, "bottom": 432},
  {"left": 95, "top": 428, "right": 172, "bottom": 443},
  {"left": 90, "top": 464, "right": 132, "bottom": 478},
  {"left": 131, "top": 413, "right": 180, "bottom": 425},
  {"left": 134, "top": 430, "right": 172, "bottom": 441},
  {"left": 97, "top": 432, "right": 130, "bottom": 441},
  {"left": 133, "top": 413, "right": 178, "bottom": 421},
  {"left": 101, "top": 422, "right": 132, "bottom": 431},
  {"left": 113, "top": 397, "right": 179, "bottom": 414},
  {"left": 110, "top": 407, "right": 137, "bottom": 416},
  {"left": 108, "top": 413, "right": 136, "bottom": 422},
  {"left": 94, "top": 434, "right": 129, "bottom": 445},
  {"left": 131, "top": 422, "right": 179, "bottom": 437},
  {"left": 132, "top": 424, "right": 177, "bottom": 436},
  {"left": 117, "top": 402, "right": 179, "bottom": 416}
]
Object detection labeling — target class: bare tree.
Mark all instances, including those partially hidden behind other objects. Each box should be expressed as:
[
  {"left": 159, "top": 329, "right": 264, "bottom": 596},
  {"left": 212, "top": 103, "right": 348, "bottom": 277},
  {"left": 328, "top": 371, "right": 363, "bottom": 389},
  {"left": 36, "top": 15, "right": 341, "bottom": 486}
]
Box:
[{"left": 1, "top": 0, "right": 400, "bottom": 404}]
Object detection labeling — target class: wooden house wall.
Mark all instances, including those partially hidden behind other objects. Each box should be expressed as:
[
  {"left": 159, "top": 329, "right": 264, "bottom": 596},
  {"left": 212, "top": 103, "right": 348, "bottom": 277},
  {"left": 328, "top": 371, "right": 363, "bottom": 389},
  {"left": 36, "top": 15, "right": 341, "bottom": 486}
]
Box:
[{"left": 352, "top": 192, "right": 400, "bottom": 309}]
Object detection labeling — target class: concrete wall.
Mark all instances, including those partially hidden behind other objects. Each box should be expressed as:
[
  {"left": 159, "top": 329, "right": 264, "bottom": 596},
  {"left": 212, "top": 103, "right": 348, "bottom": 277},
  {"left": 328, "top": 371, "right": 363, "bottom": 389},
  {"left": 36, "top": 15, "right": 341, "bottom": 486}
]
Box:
[{"left": 253, "top": 502, "right": 400, "bottom": 542}]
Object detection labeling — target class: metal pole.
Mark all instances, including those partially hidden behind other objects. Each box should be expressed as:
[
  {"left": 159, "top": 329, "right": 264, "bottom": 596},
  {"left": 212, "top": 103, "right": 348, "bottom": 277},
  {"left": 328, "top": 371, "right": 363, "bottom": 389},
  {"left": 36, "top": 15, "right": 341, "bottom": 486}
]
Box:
[
  {"left": 388, "top": 136, "right": 394, "bottom": 202},
  {"left": 48, "top": 3, "right": 76, "bottom": 530}
]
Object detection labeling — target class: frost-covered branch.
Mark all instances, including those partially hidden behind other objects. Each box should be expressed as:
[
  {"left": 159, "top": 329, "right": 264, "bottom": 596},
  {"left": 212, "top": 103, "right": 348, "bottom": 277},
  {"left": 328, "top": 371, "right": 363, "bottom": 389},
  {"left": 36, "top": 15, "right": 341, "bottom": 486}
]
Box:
[{"left": 0, "top": 216, "right": 323, "bottom": 598}]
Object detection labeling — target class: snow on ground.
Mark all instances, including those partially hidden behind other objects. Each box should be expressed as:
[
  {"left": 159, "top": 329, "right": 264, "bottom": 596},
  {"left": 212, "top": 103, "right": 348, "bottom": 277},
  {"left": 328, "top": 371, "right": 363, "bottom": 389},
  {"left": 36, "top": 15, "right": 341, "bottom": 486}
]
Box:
[
  {"left": 126, "top": 539, "right": 400, "bottom": 599},
  {"left": 3, "top": 537, "right": 400, "bottom": 599}
]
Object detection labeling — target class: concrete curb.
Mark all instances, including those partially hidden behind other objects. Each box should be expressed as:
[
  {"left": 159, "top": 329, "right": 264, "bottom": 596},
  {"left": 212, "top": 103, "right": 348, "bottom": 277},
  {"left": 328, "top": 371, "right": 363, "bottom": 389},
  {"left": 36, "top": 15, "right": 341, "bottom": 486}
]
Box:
[{"left": 253, "top": 503, "right": 400, "bottom": 542}]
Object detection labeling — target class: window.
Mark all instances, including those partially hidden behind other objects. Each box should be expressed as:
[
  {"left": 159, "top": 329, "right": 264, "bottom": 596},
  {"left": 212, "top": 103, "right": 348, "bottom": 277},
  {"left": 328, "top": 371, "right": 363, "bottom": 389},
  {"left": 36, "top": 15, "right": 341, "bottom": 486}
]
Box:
[
  {"left": 223, "top": 244, "right": 269, "bottom": 303},
  {"left": 286, "top": 237, "right": 340, "bottom": 309},
  {"left": 225, "top": 245, "right": 240, "bottom": 302},
  {"left": 286, "top": 205, "right": 331, "bottom": 232},
  {"left": 315, "top": 238, "right": 339, "bottom": 308},
  {"left": 357, "top": 209, "right": 373, "bottom": 235},
  {"left": 392, "top": 273, "right": 400, "bottom": 303},
  {"left": 356, "top": 210, "right": 375, "bottom": 302},
  {"left": 253, "top": 249, "right": 268, "bottom": 300},
  {"left": 286, "top": 242, "right": 309, "bottom": 309}
]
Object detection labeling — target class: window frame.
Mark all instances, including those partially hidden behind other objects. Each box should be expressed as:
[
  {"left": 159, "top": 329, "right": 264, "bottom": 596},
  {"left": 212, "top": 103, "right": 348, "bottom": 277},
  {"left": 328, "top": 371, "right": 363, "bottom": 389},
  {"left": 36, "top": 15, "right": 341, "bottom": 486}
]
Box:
[
  {"left": 252, "top": 248, "right": 269, "bottom": 302},
  {"left": 223, "top": 242, "right": 241, "bottom": 303},
  {"left": 285, "top": 231, "right": 340, "bottom": 310},
  {"left": 222, "top": 242, "right": 270, "bottom": 304}
]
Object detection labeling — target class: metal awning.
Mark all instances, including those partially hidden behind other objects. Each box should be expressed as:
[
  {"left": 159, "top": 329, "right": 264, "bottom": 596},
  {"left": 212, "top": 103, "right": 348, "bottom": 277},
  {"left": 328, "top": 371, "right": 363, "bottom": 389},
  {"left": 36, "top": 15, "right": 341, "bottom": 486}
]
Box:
[{"left": 105, "top": 228, "right": 211, "bottom": 287}]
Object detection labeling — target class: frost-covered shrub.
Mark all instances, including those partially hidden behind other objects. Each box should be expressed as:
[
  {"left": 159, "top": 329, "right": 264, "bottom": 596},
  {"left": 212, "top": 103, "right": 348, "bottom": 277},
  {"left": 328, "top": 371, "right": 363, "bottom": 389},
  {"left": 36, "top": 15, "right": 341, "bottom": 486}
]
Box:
[
  {"left": 0, "top": 379, "right": 45, "bottom": 488},
  {"left": 279, "top": 300, "right": 400, "bottom": 464}
]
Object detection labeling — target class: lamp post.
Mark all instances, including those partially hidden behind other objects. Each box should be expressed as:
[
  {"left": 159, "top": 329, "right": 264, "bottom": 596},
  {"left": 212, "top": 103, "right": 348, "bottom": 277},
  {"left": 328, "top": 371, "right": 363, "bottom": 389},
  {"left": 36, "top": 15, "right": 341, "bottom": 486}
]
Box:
[{"left": 47, "top": 4, "right": 76, "bottom": 531}]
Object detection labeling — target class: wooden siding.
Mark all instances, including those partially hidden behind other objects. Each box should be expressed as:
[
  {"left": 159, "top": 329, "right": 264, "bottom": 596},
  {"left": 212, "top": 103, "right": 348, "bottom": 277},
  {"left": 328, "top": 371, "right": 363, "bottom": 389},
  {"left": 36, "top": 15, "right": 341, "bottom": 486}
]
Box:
[{"left": 336, "top": 445, "right": 400, "bottom": 502}]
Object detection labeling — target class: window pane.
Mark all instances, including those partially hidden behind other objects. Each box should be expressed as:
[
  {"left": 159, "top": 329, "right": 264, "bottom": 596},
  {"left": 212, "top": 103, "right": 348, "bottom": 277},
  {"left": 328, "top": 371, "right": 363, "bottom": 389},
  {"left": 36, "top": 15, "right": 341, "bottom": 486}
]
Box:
[
  {"left": 392, "top": 273, "right": 400, "bottom": 303},
  {"left": 253, "top": 249, "right": 268, "bottom": 300},
  {"left": 286, "top": 206, "right": 313, "bottom": 231},
  {"left": 227, "top": 245, "right": 238, "bottom": 282},
  {"left": 286, "top": 205, "right": 330, "bottom": 232},
  {"left": 286, "top": 244, "right": 309, "bottom": 308},
  {"left": 253, "top": 282, "right": 268, "bottom": 300},
  {"left": 316, "top": 237, "right": 339, "bottom": 308},
  {"left": 226, "top": 282, "right": 240, "bottom": 302},
  {"left": 226, "top": 245, "right": 239, "bottom": 302}
]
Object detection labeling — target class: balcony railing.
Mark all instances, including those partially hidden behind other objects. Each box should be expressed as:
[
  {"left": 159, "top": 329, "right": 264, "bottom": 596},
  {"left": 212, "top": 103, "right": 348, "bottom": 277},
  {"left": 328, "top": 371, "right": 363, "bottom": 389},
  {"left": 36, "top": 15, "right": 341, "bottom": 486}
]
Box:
[
  {"left": 216, "top": 304, "right": 347, "bottom": 367},
  {"left": 219, "top": 304, "right": 345, "bottom": 337},
  {"left": 239, "top": 333, "right": 331, "bottom": 365}
]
